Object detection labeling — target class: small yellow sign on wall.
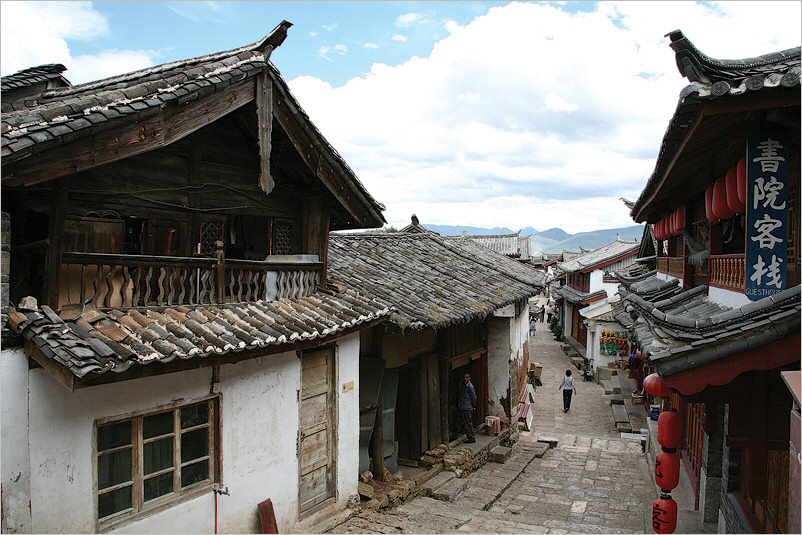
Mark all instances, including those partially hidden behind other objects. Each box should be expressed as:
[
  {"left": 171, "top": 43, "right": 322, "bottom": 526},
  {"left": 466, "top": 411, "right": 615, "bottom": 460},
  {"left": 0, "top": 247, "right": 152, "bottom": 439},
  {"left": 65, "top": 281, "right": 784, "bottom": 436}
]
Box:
[{"left": 342, "top": 381, "right": 355, "bottom": 393}]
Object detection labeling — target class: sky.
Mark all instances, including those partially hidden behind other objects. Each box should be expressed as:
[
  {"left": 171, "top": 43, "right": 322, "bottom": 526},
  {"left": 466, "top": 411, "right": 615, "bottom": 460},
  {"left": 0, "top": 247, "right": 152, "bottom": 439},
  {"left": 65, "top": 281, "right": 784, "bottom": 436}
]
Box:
[{"left": 2, "top": 2, "right": 800, "bottom": 234}]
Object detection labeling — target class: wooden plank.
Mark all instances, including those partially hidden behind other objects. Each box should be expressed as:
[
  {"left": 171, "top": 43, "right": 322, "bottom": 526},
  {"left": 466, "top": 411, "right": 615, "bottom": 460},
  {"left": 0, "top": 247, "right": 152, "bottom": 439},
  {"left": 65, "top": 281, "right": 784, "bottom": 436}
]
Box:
[
  {"left": 24, "top": 340, "right": 75, "bottom": 391},
  {"left": 255, "top": 72, "right": 274, "bottom": 194},
  {"left": 426, "top": 353, "right": 441, "bottom": 447},
  {"left": 45, "top": 178, "right": 68, "bottom": 308},
  {"left": 299, "top": 348, "right": 334, "bottom": 514}
]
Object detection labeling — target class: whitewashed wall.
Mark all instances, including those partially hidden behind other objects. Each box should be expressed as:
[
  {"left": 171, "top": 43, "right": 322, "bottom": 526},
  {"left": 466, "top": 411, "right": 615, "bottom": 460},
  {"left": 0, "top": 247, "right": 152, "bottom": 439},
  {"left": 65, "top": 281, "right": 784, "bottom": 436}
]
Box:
[
  {"left": 488, "top": 302, "right": 530, "bottom": 425},
  {"left": 586, "top": 320, "right": 627, "bottom": 370},
  {"left": 1, "top": 347, "right": 33, "bottom": 533},
  {"left": 0, "top": 334, "right": 361, "bottom": 534}
]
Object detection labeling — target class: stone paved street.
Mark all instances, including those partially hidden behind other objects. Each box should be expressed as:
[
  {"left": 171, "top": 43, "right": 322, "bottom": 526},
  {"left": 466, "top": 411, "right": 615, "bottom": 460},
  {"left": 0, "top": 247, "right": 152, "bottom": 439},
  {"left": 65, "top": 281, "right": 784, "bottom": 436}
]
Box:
[{"left": 326, "top": 307, "right": 655, "bottom": 534}]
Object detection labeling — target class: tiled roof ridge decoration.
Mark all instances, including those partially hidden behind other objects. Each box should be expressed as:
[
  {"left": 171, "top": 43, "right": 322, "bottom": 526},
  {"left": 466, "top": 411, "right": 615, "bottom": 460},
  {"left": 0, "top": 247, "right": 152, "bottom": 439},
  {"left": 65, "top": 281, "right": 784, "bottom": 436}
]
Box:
[
  {"left": 6, "top": 287, "right": 391, "bottom": 380},
  {"left": 46, "top": 21, "right": 291, "bottom": 100},
  {"left": 1, "top": 64, "right": 68, "bottom": 92},
  {"left": 667, "top": 30, "right": 801, "bottom": 84}
]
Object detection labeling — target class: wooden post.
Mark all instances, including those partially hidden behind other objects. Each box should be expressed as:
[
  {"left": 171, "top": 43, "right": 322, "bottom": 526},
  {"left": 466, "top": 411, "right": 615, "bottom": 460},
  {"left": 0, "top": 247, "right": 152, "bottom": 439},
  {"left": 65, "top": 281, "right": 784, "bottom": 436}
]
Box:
[
  {"left": 255, "top": 72, "right": 274, "bottom": 194},
  {"left": 44, "top": 178, "right": 69, "bottom": 309},
  {"left": 214, "top": 240, "right": 225, "bottom": 304},
  {"left": 370, "top": 401, "right": 384, "bottom": 482}
]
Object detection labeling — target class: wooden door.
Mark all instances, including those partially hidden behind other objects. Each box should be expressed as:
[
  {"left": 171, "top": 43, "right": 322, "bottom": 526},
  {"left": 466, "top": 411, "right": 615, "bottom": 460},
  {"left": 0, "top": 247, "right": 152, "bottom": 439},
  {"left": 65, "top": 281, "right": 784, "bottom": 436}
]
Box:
[{"left": 298, "top": 349, "right": 335, "bottom": 515}]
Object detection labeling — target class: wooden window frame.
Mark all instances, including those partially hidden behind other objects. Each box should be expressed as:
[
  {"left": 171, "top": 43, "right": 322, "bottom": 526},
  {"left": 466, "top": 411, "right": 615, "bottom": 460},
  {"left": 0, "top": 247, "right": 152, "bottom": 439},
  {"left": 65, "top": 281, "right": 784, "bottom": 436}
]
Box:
[{"left": 94, "top": 396, "right": 221, "bottom": 531}]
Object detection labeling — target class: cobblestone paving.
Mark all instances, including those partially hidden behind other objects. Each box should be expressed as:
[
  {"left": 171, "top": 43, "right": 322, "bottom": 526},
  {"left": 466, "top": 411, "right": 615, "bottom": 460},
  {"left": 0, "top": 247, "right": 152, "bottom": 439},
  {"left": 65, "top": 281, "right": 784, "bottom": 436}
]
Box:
[{"left": 328, "top": 302, "right": 654, "bottom": 534}]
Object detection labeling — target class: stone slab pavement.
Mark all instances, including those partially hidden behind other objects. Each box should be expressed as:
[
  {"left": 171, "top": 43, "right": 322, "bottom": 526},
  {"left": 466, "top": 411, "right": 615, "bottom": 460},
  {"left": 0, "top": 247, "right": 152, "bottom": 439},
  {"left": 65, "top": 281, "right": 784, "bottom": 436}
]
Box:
[{"left": 325, "top": 313, "right": 656, "bottom": 534}]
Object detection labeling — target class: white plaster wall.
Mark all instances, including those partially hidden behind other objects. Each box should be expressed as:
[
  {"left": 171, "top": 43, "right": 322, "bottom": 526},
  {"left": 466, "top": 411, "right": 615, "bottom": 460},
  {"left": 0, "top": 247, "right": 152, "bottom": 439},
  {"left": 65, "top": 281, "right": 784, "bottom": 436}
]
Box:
[
  {"left": 594, "top": 321, "right": 627, "bottom": 370},
  {"left": 563, "top": 303, "right": 573, "bottom": 339},
  {"left": 1, "top": 347, "right": 33, "bottom": 533},
  {"left": 708, "top": 286, "right": 752, "bottom": 309},
  {"left": 487, "top": 316, "right": 513, "bottom": 421},
  {"left": 335, "top": 333, "right": 360, "bottom": 504}
]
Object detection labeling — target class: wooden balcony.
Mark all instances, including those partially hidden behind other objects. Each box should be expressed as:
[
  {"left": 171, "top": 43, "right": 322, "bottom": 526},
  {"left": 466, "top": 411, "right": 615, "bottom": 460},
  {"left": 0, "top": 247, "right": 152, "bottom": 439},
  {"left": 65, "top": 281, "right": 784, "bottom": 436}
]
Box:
[
  {"left": 657, "top": 256, "right": 685, "bottom": 279},
  {"left": 708, "top": 254, "right": 745, "bottom": 291},
  {"left": 58, "top": 251, "right": 323, "bottom": 310}
]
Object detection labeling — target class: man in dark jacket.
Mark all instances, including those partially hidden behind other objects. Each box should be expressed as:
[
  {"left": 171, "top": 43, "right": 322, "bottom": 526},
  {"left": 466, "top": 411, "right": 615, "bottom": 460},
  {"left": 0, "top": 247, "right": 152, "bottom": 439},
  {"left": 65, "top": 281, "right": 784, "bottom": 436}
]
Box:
[{"left": 458, "top": 373, "right": 478, "bottom": 443}]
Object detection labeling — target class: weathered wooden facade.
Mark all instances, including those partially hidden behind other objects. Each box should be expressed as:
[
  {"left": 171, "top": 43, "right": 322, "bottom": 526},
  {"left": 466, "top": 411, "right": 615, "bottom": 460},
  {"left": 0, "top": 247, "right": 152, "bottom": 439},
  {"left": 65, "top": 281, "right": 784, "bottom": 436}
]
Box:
[
  {"left": 1, "top": 23, "right": 394, "bottom": 533},
  {"left": 328, "top": 218, "right": 544, "bottom": 475},
  {"left": 615, "top": 31, "right": 800, "bottom": 533}
]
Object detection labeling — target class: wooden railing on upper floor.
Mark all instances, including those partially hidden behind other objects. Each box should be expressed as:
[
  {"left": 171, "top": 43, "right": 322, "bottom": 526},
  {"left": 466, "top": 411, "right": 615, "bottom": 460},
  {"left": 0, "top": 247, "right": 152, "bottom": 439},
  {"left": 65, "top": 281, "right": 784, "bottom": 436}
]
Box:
[
  {"left": 58, "top": 247, "right": 323, "bottom": 310},
  {"left": 708, "top": 254, "right": 745, "bottom": 291}
]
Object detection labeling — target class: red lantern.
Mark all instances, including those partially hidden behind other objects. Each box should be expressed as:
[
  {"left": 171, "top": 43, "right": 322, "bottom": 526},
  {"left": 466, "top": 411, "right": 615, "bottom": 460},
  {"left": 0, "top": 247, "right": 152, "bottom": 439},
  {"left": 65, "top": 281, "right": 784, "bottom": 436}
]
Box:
[
  {"left": 655, "top": 220, "right": 663, "bottom": 241},
  {"left": 725, "top": 168, "right": 745, "bottom": 214},
  {"left": 658, "top": 409, "right": 682, "bottom": 450},
  {"left": 643, "top": 373, "right": 670, "bottom": 398},
  {"left": 652, "top": 495, "right": 678, "bottom": 534},
  {"left": 655, "top": 451, "right": 680, "bottom": 491},
  {"left": 705, "top": 185, "right": 718, "bottom": 223},
  {"left": 712, "top": 176, "right": 735, "bottom": 221},
  {"left": 676, "top": 206, "right": 685, "bottom": 232},
  {"left": 736, "top": 157, "right": 747, "bottom": 206},
  {"left": 637, "top": 349, "right": 646, "bottom": 362}
]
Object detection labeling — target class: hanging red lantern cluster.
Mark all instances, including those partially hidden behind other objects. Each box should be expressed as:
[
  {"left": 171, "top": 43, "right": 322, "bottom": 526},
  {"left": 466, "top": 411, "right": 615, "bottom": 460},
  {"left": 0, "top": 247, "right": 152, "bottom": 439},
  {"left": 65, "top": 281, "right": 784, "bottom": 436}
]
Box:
[
  {"left": 651, "top": 406, "right": 683, "bottom": 533},
  {"left": 653, "top": 206, "right": 685, "bottom": 241},
  {"left": 704, "top": 157, "right": 747, "bottom": 223},
  {"left": 643, "top": 373, "right": 670, "bottom": 398}
]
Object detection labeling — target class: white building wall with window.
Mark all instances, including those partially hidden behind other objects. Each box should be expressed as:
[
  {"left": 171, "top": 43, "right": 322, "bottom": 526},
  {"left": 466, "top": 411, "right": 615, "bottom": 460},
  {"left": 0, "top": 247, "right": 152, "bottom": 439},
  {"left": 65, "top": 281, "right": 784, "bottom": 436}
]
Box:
[{"left": 0, "top": 334, "right": 361, "bottom": 534}]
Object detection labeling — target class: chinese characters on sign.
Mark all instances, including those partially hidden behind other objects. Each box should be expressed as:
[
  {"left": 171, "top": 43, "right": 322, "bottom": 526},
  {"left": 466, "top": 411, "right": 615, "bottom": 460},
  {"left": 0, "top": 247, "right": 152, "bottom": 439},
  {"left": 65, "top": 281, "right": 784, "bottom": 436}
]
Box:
[{"left": 746, "top": 132, "right": 789, "bottom": 300}]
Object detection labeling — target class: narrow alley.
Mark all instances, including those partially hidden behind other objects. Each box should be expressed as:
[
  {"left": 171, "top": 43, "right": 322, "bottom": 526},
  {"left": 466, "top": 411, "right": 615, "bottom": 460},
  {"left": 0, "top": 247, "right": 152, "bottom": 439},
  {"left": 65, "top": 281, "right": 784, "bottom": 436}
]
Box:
[{"left": 324, "top": 304, "right": 655, "bottom": 534}]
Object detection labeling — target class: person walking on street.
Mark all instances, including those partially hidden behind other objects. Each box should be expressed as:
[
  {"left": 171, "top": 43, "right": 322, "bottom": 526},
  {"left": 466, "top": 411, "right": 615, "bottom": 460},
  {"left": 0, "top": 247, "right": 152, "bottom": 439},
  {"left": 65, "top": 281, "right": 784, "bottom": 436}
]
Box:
[
  {"left": 458, "top": 373, "right": 478, "bottom": 443},
  {"left": 558, "top": 369, "right": 576, "bottom": 413},
  {"left": 529, "top": 317, "right": 537, "bottom": 336}
]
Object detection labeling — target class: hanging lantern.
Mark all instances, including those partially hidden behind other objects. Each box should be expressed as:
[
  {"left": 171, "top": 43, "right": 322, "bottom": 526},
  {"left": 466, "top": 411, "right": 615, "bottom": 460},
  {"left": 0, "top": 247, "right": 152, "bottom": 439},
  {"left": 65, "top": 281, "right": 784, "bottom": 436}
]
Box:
[
  {"left": 653, "top": 221, "right": 661, "bottom": 241},
  {"left": 658, "top": 409, "right": 682, "bottom": 450},
  {"left": 736, "top": 157, "right": 747, "bottom": 206},
  {"left": 652, "top": 495, "right": 678, "bottom": 534},
  {"left": 705, "top": 185, "right": 718, "bottom": 223},
  {"left": 655, "top": 451, "right": 680, "bottom": 491},
  {"left": 676, "top": 206, "right": 685, "bottom": 232},
  {"left": 637, "top": 349, "right": 646, "bottom": 362},
  {"left": 725, "top": 168, "right": 745, "bottom": 214},
  {"left": 643, "top": 373, "right": 670, "bottom": 398},
  {"left": 712, "top": 175, "right": 735, "bottom": 221},
  {"left": 657, "top": 220, "right": 664, "bottom": 241}
]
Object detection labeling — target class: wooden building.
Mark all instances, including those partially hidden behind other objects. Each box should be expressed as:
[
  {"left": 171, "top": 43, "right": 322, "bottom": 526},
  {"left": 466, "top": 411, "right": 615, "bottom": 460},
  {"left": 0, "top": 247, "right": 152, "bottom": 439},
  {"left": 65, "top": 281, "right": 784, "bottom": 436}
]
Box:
[
  {"left": 0, "top": 23, "right": 394, "bottom": 533},
  {"left": 328, "top": 217, "right": 544, "bottom": 473},
  {"left": 614, "top": 31, "right": 800, "bottom": 533}
]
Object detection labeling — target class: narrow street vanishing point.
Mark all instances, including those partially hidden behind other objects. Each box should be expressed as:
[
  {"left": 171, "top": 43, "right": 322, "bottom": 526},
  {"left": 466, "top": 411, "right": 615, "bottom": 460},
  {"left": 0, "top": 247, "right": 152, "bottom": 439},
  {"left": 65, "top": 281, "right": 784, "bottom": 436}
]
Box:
[{"left": 327, "top": 304, "right": 654, "bottom": 534}]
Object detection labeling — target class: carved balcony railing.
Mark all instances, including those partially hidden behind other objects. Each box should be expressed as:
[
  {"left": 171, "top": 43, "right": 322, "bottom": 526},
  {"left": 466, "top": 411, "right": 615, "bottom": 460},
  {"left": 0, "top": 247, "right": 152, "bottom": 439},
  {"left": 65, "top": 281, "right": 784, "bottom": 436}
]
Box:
[
  {"left": 59, "top": 251, "right": 323, "bottom": 310},
  {"left": 708, "top": 254, "right": 745, "bottom": 291},
  {"left": 657, "top": 256, "right": 685, "bottom": 279}
]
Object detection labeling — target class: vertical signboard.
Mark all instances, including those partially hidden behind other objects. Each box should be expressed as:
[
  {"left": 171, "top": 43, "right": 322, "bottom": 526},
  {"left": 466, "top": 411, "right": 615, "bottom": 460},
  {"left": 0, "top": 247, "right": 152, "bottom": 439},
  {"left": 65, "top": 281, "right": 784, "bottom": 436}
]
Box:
[{"left": 746, "top": 132, "right": 790, "bottom": 300}]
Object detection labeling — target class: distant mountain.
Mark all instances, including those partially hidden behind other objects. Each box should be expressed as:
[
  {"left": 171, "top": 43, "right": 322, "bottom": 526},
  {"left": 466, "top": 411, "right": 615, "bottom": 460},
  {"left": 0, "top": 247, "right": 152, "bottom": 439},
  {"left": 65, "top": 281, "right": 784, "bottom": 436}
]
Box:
[
  {"left": 541, "top": 225, "right": 644, "bottom": 253},
  {"left": 533, "top": 227, "right": 571, "bottom": 241},
  {"left": 425, "top": 224, "right": 516, "bottom": 236},
  {"left": 418, "top": 223, "right": 645, "bottom": 254}
]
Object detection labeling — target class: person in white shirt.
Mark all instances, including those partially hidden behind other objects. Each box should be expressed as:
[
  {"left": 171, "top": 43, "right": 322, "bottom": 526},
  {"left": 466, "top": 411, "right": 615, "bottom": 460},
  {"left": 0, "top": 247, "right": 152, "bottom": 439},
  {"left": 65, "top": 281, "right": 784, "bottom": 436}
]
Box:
[{"left": 558, "top": 369, "right": 577, "bottom": 413}]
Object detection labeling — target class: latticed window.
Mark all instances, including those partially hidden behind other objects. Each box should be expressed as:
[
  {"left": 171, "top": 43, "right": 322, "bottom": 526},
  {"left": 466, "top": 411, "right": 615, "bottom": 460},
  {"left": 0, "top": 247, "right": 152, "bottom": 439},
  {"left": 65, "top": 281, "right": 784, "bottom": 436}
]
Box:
[
  {"left": 200, "top": 220, "right": 225, "bottom": 255},
  {"left": 272, "top": 220, "right": 295, "bottom": 255},
  {"left": 95, "top": 398, "right": 219, "bottom": 526}
]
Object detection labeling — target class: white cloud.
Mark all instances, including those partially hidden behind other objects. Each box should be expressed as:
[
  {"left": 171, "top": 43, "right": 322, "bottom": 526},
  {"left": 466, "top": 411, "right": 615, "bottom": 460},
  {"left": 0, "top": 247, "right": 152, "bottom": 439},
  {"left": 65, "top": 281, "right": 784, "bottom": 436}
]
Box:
[
  {"left": 395, "top": 13, "right": 429, "bottom": 27},
  {"left": 166, "top": 1, "right": 230, "bottom": 23},
  {"left": 288, "top": 1, "right": 801, "bottom": 232},
  {"left": 1, "top": 1, "right": 158, "bottom": 83},
  {"left": 333, "top": 44, "right": 348, "bottom": 55},
  {"left": 322, "top": 23, "right": 338, "bottom": 31},
  {"left": 364, "top": 42, "right": 379, "bottom": 49},
  {"left": 391, "top": 34, "right": 408, "bottom": 42}
]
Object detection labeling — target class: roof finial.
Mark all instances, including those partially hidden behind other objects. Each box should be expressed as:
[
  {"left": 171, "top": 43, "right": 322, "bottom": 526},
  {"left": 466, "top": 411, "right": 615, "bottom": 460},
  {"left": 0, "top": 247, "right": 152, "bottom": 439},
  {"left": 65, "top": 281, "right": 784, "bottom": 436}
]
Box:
[{"left": 411, "top": 214, "right": 419, "bottom": 225}]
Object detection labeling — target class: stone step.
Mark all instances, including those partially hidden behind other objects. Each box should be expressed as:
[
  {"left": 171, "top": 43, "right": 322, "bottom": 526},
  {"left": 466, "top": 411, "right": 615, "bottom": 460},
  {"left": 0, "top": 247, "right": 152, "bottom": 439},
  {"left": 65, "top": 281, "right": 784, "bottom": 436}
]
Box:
[
  {"left": 429, "top": 477, "right": 468, "bottom": 502},
  {"left": 612, "top": 403, "right": 629, "bottom": 424},
  {"left": 422, "top": 470, "right": 455, "bottom": 496},
  {"left": 489, "top": 446, "right": 512, "bottom": 463},
  {"left": 600, "top": 380, "right": 613, "bottom": 395},
  {"left": 617, "top": 422, "right": 634, "bottom": 433},
  {"left": 610, "top": 393, "right": 625, "bottom": 405},
  {"left": 611, "top": 375, "right": 622, "bottom": 394},
  {"left": 570, "top": 356, "right": 585, "bottom": 369},
  {"left": 536, "top": 436, "right": 559, "bottom": 448}
]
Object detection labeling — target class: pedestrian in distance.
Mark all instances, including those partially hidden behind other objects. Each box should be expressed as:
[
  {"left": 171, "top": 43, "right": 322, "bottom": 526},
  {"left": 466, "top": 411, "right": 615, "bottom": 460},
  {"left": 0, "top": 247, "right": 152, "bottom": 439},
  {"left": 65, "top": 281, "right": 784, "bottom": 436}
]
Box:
[
  {"left": 458, "top": 373, "right": 478, "bottom": 443},
  {"left": 529, "top": 317, "right": 537, "bottom": 336},
  {"left": 557, "top": 369, "right": 576, "bottom": 413}
]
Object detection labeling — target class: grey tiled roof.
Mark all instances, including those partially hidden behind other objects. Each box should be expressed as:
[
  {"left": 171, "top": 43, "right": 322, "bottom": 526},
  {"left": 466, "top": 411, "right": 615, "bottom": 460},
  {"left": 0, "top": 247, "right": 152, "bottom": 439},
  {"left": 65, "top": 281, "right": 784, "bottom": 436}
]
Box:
[
  {"left": 7, "top": 288, "right": 391, "bottom": 379},
  {"left": 557, "top": 239, "right": 639, "bottom": 273},
  {"left": 328, "top": 232, "right": 541, "bottom": 332},
  {"left": 1, "top": 64, "right": 69, "bottom": 93},
  {"left": 612, "top": 273, "right": 801, "bottom": 376},
  {"left": 441, "top": 236, "right": 545, "bottom": 287},
  {"left": 556, "top": 286, "right": 607, "bottom": 305}
]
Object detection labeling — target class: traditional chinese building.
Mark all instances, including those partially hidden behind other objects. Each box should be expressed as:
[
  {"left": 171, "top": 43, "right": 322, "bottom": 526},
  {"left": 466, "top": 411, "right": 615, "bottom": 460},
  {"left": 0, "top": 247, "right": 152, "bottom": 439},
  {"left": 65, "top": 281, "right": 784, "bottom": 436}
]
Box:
[{"left": 616, "top": 31, "right": 800, "bottom": 533}]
